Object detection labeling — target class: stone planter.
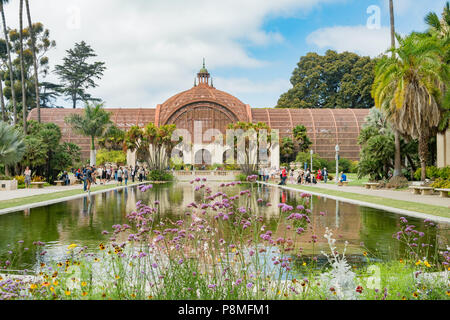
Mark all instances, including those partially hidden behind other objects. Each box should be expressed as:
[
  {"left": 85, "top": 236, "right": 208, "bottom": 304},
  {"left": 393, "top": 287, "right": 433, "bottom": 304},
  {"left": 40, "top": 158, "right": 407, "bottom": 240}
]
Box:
[{"left": 0, "top": 179, "right": 18, "bottom": 191}]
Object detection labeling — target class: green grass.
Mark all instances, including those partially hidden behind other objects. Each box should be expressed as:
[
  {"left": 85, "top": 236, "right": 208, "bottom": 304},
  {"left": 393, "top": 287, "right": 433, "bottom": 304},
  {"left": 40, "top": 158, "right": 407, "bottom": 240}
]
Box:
[
  {"left": 277, "top": 184, "right": 450, "bottom": 218},
  {"left": 0, "top": 183, "right": 136, "bottom": 211},
  {"left": 346, "top": 173, "right": 369, "bottom": 186}
]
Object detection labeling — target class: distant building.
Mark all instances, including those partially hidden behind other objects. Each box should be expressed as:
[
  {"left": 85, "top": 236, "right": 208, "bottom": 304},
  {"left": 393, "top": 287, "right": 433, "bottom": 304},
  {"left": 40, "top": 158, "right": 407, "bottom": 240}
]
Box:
[{"left": 28, "top": 62, "right": 370, "bottom": 168}]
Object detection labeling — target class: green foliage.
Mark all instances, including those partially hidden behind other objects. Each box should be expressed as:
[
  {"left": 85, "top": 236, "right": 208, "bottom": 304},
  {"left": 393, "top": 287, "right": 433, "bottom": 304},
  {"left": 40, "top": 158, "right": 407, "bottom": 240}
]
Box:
[
  {"left": 276, "top": 50, "right": 376, "bottom": 109},
  {"left": 280, "top": 137, "right": 295, "bottom": 164},
  {"left": 235, "top": 173, "right": 248, "bottom": 182},
  {"left": 414, "top": 166, "right": 450, "bottom": 181},
  {"left": 96, "top": 149, "right": 126, "bottom": 166},
  {"left": 65, "top": 103, "right": 113, "bottom": 150},
  {"left": 97, "top": 125, "right": 125, "bottom": 151},
  {"left": 21, "top": 120, "right": 80, "bottom": 182},
  {"left": 0, "top": 174, "right": 12, "bottom": 180},
  {"left": 295, "top": 151, "right": 328, "bottom": 170},
  {"left": 0, "top": 121, "right": 25, "bottom": 166},
  {"left": 147, "top": 170, "right": 174, "bottom": 182},
  {"left": 328, "top": 157, "right": 353, "bottom": 173},
  {"left": 1, "top": 22, "right": 56, "bottom": 114},
  {"left": 54, "top": 41, "right": 106, "bottom": 108},
  {"left": 431, "top": 178, "right": 450, "bottom": 188},
  {"left": 292, "top": 125, "right": 312, "bottom": 152}
]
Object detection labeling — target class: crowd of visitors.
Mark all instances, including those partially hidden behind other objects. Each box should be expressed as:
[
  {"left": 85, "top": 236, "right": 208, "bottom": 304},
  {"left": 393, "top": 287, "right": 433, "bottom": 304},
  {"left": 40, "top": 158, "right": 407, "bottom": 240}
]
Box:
[
  {"left": 258, "top": 166, "right": 347, "bottom": 186},
  {"left": 71, "top": 165, "right": 147, "bottom": 192}
]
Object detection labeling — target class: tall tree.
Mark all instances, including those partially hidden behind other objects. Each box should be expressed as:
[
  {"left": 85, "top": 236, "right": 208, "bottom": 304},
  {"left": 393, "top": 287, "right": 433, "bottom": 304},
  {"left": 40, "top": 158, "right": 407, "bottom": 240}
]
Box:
[
  {"left": 276, "top": 50, "right": 376, "bottom": 109},
  {"left": 292, "top": 124, "right": 312, "bottom": 153},
  {"left": 55, "top": 41, "right": 106, "bottom": 109},
  {"left": 65, "top": 103, "right": 112, "bottom": 165},
  {"left": 372, "top": 34, "right": 446, "bottom": 181},
  {"left": 0, "top": 0, "right": 18, "bottom": 124},
  {"left": 389, "top": 0, "right": 403, "bottom": 177},
  {"left": 25, "top": 0, "right": 40, "bottom": 123},
  {"left": 19, "top": 0, "right": 27, "bottom": 133}
]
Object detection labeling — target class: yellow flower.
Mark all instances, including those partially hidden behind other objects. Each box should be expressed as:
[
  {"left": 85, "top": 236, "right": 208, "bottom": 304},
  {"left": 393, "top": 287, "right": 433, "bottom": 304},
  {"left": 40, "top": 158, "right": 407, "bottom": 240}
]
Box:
[
  {"left": 0, "top": 276, "right": 2, "bottom": 281},
  {"left": 40, "top": 263, "right": 46, "bottom": 268},
  {"left": 412, "top": 292, "right": 418, "bottom": 298},
  {"left": 82, "top": 292, "right": 88, "bottom": 296},
  {"left": 363, "top": 252, "right": 367, "bottom": 257},
  {"left": 67, "top": 244, "right": 77, "bottom": 250},
  {"left": 99, "top": 243, "right": 105, "bottom": 250},
  {"left": 446, "top": 291, "right": 450, "bottom": 297},
  {"left": 50, "top": 286, "right": 55, "bottom": 292},
  {"left": 415, "top": 260, "right": 422, "bottom": 266},
  {"left": 42, "top": 282, "right": 50, "bottom": 287},
  {"left": 217, "top": 258, "right": 221, "bottom": 262},
  {"left": 94, "top": 258, "right": 100, "bottom": 263},
  {"left": 424, "top": 261, "right": 431, "bottom": 268},
  {"left": 399, "top": 259, "right": 404, "bottom": 264},
  {"left": 57, "top": 262, "right": 63, "bottom": 267},
  {"left": 115, "top": 275, "right": 120, "bottom": 280},
  {"left": 65, "top": 290, "right": 71, "bottom": 296},
  {"left": 131, "top": 293, "right": 136, "bottom": 298},
  {"left": 148, "top": 295, "right": 153, "bottom": 299},
  {"left": 81, "top": 282, "right": 87, "bottom": 287},
  {"left": 53, "top": 280, "right": 59, "bottom": 286},
  {"left": 30, "top": 284, "right": 37, "bottom": 290},
  {"left": 302, "top": 262, "right": 306, "bottom": 266},
  {"left": 402, "top": 296, "right": 406, "bottom": 300},
  {"left": 231, "top": 248, "right": 236, "bottom": 253}
]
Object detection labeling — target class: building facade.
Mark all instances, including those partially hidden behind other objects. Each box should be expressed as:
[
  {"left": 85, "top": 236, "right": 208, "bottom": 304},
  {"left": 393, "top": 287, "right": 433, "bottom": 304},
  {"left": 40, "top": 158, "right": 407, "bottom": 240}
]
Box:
[{"left": 28, "top": 63, "right": 370, "bottom": 168}]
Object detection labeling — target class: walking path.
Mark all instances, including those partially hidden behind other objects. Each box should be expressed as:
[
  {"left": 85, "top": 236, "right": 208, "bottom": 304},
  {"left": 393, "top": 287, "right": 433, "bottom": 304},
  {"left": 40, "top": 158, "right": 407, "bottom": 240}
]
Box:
[
  {"left": 0, "top": 181, "right": 146, "bottom": 215},
  {"left": 284, "top": 182, "right": 450, "bottom": 208},
  {"left": 259, "top": 181, "right": 450, "bottom": 224}
]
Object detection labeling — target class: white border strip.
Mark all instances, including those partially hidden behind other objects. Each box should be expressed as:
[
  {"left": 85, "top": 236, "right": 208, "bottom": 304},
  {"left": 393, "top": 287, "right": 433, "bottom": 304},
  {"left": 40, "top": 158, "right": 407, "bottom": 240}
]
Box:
[
  {"left": 0, "top": 182, "right": 148, "bottom": 216},
  {"left": 258, "top": 182, "right": 450, "bottom": 224}
]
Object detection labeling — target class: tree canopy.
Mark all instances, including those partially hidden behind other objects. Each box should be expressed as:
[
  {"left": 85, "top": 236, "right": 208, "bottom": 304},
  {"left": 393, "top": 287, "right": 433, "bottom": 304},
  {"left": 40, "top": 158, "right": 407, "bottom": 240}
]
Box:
[{"left": 276, "top": 50, "right": 376, "bottom": 109}]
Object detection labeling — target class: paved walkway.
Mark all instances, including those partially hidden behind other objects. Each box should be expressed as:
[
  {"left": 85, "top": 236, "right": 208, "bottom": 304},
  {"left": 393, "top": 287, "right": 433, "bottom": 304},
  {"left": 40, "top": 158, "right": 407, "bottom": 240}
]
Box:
[
  {"left": 280, "top": 182, "right": 450, "bottom": 208},
  {"left": 0, "top": 181, "right": 129, "bottom": 201}
]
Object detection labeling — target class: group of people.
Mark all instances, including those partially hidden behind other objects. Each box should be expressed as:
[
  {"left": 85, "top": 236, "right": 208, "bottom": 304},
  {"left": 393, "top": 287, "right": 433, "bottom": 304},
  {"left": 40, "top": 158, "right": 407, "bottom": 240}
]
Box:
[
  {"left": 73, "top": 165, "right": 147, "bottom": 192},
  {"left": 259, "top": 166, "right": 347, "bottom": 186}
]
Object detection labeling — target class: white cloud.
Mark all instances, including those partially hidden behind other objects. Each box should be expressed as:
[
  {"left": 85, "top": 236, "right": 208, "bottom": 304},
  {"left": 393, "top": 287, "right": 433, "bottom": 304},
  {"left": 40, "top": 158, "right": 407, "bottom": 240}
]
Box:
[
  {"left": 306, "top": 25, "right": 392, "bottom": 57},
  {"left": 2, "top": 0, "right": 339, "bottom": 108}
]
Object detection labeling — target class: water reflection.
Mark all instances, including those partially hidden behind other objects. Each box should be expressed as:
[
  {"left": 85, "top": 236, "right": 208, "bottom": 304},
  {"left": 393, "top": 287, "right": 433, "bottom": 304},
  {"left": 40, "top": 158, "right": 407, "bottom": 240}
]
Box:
[{"left": 0, "top": 182, "right": 448, "bottom": 270}]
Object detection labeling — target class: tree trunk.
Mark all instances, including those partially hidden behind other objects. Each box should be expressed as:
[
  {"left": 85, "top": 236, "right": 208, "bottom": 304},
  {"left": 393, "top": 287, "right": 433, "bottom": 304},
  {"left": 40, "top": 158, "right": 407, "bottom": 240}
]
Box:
[
  {"left": 90, "top": 136, "right": 96, "bottom": 165},
  {"left": 25, "top": 0, "right": 40, "bottom": 123},
  {"left": 19, "top": 0, "right": 27, "bottom": 134},
  {"left": 0, "top": 3, "right": 18, "bottom": 125},
  {"left": 418, "top": 133, "right": 428, "bottom": 181},
  {"left": 389, "top": 0, "right": 403, "bottom": 177},
  {"left": 0, "top": 76, "right": 6, "bottom": 121}
]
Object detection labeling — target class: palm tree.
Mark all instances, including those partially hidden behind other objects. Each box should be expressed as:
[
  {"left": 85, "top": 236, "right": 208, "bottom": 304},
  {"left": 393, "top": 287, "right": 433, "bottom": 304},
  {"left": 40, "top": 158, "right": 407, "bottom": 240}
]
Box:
[
  {"left": 0, "top": 121, "right": 25, "bottom": 175},
  {"left": 0, "top": 71, "right": 6, "bottom": 121},
  {"left": 389, "top": 0, "right": 403, "bottom": 177},
  {"left": 0, "top": 0, "right": 18, "bottom": 125},
  {"left": 25, "top": 0, "right": 40, "bottom": 123},
  {"left": 19, "top": 0, "right": 27, "bottom": 133},
  {"left": 65, "top": 103, "right": 112, "bottom": 165},
  {"left": 372, "top": 34, "right": 446, "bottom": 181}
]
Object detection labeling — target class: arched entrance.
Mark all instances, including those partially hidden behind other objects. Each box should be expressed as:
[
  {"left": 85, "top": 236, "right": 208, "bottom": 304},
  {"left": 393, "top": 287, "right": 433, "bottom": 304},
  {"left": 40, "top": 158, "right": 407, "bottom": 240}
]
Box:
[{"left": 195, "top": 149, "right": 212, "bottom": 165}]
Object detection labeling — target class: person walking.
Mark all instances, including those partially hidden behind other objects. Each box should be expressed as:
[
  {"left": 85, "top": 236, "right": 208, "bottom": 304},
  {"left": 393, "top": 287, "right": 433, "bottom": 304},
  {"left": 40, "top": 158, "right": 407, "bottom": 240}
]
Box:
[
  {"left": 323, "top": 167, "right": 328, "bottom": 183},
  {"left": 24, "top": 167, "right": 32, "bottom": 188},
  {"left": 124, "top": 167, "right": 129, "bottom": 185},
  {"left": 131, "top": 166, "right": 135, "bottom": 183},
  {"left": 85, "top": 166, "right": 93, "bottom": 192},
  {"left": 117, "top": 167, "right": 123, "bottom": 186}
]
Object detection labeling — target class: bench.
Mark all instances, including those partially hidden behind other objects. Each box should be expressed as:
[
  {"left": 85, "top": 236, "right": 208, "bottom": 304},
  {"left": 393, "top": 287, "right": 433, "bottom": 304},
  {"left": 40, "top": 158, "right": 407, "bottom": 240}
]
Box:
[
  {"left": 434, "top": 188, "right": 450, "bottom": 198},
  {"left": 54, "top": 180, "right": 65, "bottom": 186},
  {"left": 408, "top": 186, "right": 434, "bottom": 195},
  {"left": 31, "top": 182, "right": 45, "bottom": 189},
  {"left": 364, "top": 183, "right": 380, "bottom": 190}
]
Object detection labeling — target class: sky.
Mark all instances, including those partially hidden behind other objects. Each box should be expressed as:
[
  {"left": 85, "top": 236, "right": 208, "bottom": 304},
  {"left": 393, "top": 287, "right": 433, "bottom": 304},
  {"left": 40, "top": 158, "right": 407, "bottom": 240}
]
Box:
[{"left": 3, "top": 0, "right": 448, "bottom": 109}]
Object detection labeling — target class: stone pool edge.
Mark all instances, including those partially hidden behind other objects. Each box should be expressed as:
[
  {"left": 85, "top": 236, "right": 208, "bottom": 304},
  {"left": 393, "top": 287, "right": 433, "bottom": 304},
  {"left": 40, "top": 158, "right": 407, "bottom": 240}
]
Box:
[
  {"left": 0, "top": 182, "right": 150, "bottom": 216},
  {"left": 258, "top": 182, "right": 450, "bottom": 224}
]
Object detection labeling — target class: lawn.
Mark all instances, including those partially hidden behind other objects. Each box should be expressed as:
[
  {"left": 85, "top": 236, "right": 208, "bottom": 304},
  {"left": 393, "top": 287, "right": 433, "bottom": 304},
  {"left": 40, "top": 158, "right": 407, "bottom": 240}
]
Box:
[
  {"left": 0, "top": 183, "right": 129, "bottom": 211},
  {"left": 279, "top": 184, "right": 450, "bottom": 219}
]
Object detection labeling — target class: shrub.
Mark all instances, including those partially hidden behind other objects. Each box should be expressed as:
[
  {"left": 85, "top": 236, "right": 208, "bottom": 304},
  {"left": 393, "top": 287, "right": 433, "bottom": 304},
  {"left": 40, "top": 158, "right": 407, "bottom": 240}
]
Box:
[
  {"left": 32, "top": 176, "right": 45, "bottom": 182},
  {"left": 96, "top": 149, "right": 126, "bottom": 166},
  {"left": 14, "top": 175, "right": 25, "bottom": 185},
  {"left": 235, "top": 173, "right": 248, "bottom": 182},
  {"left": 438, "top": 166, "right": 450, "bottom": 180},
  {"left": 385, "top": 176, "right": 409, "bottom": 189},
  {"left": 0, "top": 174, "right": 12, "bottom": 180},
  {"left": 414, "top": 166, "right": 450, "bottom": 181},
  {"left": 147, "top": 170, "right": 174, "bottom": 182},
  {"left": 431, "top": 178, "right": 450, "bottom": 189}
]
